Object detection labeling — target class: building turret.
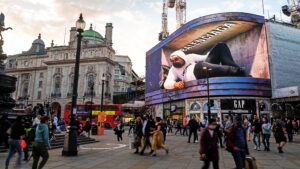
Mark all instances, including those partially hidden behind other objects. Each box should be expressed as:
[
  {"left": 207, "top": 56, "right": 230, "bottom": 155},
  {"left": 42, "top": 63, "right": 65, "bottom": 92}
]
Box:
[
  {"left": 69, "top": 27, "right": 77, "bottom": 47},
  {"left": 105, "top": 23, "right": 113, "bottom": 47}
]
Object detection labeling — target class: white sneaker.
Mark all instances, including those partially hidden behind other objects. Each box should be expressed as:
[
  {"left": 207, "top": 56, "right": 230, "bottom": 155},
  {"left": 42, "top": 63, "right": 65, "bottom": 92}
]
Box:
[
  {"left": 254, "top": 146, "right": 257, "bottom": 150},
  {"left": 195, "top": 140, "right": 198, "bottom": 143},
  {"left": 257, "top": 147, "right": 261, "bottom": 151}
]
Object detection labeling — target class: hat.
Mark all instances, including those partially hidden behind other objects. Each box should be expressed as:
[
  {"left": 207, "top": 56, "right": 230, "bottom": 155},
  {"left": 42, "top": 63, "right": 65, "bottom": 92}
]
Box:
[{"left": 170, "top": 50, "right": 187, "bottom": 62}]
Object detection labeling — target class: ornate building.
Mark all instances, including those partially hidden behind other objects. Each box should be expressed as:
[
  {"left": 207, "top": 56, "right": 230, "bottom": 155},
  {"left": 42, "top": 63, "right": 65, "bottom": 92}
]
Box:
[{"left": 5, "top": 23, "right": 120, "bottom": 118}]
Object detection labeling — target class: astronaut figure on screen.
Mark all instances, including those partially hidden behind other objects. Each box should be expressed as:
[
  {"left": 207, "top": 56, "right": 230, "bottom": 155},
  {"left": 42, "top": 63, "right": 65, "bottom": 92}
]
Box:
[{"left": 163, "top": 43, "right": 245, "bottom": 90}]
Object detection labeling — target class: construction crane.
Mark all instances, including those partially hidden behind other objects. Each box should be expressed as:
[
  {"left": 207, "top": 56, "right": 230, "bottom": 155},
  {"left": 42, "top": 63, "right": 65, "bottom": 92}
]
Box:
[
  {"left": 159, "top": 0, "right": 186, "bottom": 41},
  {"left": 282, "top": 0, "right": 300, "bottom": 28},
  {"left": 159, "top": 0, "right": 169, "bottom": 41}
]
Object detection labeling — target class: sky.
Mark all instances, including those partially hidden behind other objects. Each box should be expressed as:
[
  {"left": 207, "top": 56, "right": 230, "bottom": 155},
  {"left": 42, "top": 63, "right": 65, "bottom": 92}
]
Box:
[{"left": 0, "top": 0, "right": 293, "bottom": 76}]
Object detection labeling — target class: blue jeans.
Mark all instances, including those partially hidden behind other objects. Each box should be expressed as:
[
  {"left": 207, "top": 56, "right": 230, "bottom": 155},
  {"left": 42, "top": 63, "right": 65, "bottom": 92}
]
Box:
[
  {"left": 262, "top": 134, "right": 270, "bottom": 149},
  {"left": 232, "top": 151, "right": 246, "bottom": 169},
  {"left": 252, "top": 132, "right": 261, "bottom": 148},
  {"left": 5, "top": 138, "right": 23, "bottom": 167}
]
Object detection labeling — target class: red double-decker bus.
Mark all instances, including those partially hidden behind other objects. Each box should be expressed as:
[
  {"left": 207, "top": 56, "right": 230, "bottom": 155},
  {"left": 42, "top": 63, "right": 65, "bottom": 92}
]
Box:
[{"left": 63, "top": 104, "right": 122, "bottom": 128}]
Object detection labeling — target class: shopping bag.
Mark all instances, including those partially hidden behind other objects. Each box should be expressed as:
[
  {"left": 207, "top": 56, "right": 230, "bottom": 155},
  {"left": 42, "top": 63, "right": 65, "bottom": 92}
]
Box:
[
  {"left": 245, "top": 156, "right": 257, "bottom": 169},
  {"left": 21, "top": 139, "right": 27, "bottom": 149}
]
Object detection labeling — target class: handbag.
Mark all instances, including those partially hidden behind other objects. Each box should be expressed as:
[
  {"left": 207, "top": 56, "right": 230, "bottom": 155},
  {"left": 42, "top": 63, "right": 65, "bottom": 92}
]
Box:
[{"left": 6, "top": 127, "right": 12, "bottom": 135}]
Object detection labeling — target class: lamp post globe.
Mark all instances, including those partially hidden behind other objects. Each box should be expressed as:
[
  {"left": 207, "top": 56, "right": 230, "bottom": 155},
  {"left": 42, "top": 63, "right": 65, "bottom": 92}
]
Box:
[
  {"left": 76, "top": 13, "right": 86, "bottom": 31},
  {"left": 62, "top": 13, "right": 85, "bottom": 156}
]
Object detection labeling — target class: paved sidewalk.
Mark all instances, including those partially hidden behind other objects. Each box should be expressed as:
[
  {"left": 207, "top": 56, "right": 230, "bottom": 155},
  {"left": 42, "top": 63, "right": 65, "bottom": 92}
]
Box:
[{"left": 1, "top": 130, "right": 300, "bottom": 169}]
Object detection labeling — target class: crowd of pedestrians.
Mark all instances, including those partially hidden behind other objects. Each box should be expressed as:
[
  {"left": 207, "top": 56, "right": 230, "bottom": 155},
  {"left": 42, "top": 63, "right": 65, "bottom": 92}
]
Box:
[
  {"left": 0, "top": 104, "right": 67, "bottom": 169},
  {"left": 128, "top": 113, "right": 299, "bottom": 169}
]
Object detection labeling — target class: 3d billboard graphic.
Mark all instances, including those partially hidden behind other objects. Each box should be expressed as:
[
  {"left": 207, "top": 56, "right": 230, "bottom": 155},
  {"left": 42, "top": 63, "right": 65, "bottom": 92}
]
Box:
[{"left": 146, "top": 12, "right": 272, "bottom": 105}]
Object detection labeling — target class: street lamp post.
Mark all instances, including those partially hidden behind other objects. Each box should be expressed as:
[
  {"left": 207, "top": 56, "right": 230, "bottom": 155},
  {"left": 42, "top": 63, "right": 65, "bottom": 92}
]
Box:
[
  {"left": 203, "top": 67, "right": 212, "bottom": 121},
  {"left": 62, "top": 13, "right": 85, "bottom": 156},
  {"left": 89, "top": 81, "right": 94, "bottom": 120},
  {"left": 100, "top": 74, "right": 105, "bottom": 112}
]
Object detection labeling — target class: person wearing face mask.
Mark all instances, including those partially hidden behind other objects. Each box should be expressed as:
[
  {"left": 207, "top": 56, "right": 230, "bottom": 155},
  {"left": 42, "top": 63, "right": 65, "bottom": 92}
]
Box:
[
  {"left": 226, "top": 116, "right": 249, "bottom": 169},
  {"left": 199, "top": 118, "right": 219, "bottom": 169},
  {"left": 163, "top": 43, "right": 245, "bottom": 90}
]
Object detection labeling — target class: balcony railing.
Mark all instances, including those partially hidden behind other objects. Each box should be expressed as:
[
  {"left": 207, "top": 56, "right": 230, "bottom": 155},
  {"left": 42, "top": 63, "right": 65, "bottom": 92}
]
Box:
[
  {"left": 51, "top": 93, "right": 61, "bottom": 98},
  {"left": 84, "top": 91, "right": 95, "bottom": 97}
]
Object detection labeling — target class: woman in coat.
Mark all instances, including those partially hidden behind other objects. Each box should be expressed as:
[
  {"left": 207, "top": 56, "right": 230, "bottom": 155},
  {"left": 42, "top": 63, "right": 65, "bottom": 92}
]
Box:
[
  {"left": 199, "top": 118, "right": 219, "bottom": 169},
  {"left": 133, "top": 117, "right": 143, "bottom": 154},
  {"left": 150, "top": 117, "right": 169, "bottom": 156}
]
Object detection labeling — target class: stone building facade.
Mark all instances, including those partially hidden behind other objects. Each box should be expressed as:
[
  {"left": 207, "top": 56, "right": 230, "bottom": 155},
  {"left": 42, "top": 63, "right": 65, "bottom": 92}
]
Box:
[{"left": 5, "top": 23, "right": 132, "bottom": 118}]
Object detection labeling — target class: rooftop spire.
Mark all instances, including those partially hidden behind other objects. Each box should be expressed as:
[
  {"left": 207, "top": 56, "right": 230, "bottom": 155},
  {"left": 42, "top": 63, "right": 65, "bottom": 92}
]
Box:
[{"left": 38, "top": 33, "right": 41, "bottom": 39}]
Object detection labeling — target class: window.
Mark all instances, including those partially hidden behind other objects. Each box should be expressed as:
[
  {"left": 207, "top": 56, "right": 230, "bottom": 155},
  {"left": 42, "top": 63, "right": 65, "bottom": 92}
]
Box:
[
  {"left": 37, "top": 91, "right": 42, "bottom": 99},
  {"left": 54, "top": 76, "right": 61, "bottom": 94},
  {"left": 86, "top": 74, "right": 95, "bottom": 95},
  {"left": 22, "top": 82, "right": 29, "bottom": 97},
  {"left": 64, "top": 53, "right": 68, "bottom": 60},
  {"left": 115, "top": 69, "right": 120, "bottom": 75},
  {"left": 38, "top": 81, "right": 43, "bottom": 88},
  {"left": 39, "top": 72, "right": 43, "bottom": 78},
  {"left": 69, "top": 75, "right": 74, "bottom": 93}
]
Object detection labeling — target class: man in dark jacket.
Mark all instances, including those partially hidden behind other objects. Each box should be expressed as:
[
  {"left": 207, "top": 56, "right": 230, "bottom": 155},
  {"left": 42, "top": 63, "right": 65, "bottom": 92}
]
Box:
[
  {"left": 0, "top": 114, "right": 11, "bottom": 148},
  {"left": 252, "top": 114, "right": 262, "bottom": 150},
  {"left": 227, "top": 116, "right": 249, "bottom": 169},
  {"left": 188, "top": 116, "right": 199, "bottom": 143},
  {"left": 199, "top": 118, "right": 219, "bottom": 169},
  {"left": 140, "top": 114, "right": 154, "bottom": 155}
]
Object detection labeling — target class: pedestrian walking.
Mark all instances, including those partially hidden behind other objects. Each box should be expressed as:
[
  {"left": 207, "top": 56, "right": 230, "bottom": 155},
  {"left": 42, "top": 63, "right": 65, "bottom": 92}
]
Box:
[
  {"left": 252, "top": 114, "right": 262, "bottom": 151},
  {"left": 133, "top": 117, "right": 143, "bottom": 154},
  {"left": 243, "top": 117, "right": 251, "bottom": 141},
  {"left": 285, "top": 118, "right": 293, "bottom": 142},
  {"left": 182, "top": 116, "right": 189, "bottom": 136},
  {"left": 115, "top": 120, "right": 124, "bottom": 142},
  {"left": 0, "top": 113, "right": 11, "bottom": 148},
  {"left": 23, "top": 122, "right": 33, "bottom": 161},
  {"left": 150, "top": 117, "right": 169, "bottom": 156},
  {"left": 199, "top": 118, "right": 219, "bottom": 169},
  {"left": 216, "top": 117, "right": 224, "bottom": 148},
  {"left": 32, "top": 116, "right": 51, "bottom": 169},
  {"left": 261, "top": 117, "right": 271, "bottom": 151},
  {"left": 166, "top": 117, "right": 173, "bottom": 134},
  {"left": 174, "top": 119, "right": 182, "bottom": 135},
  {"left": 226, "top": 116, "right": 249, "bottom": 169},
  {"left": 5, "top": 116, "right": 25, "bottom": 169},
  {"left": 128, "top": 119, "right": 135, "bottom": 136},
  {"left": 272, "top": 118, "right": 287, "bottom": 153},
  {"left": 223, "top": 115, "right": 233, "bottom": 145},
  {"left": 83, "top": 117, "right": 92, "bottom": 138},
  {"left": 140, "top": 114, "right": 154, "bottom": 155},
  {"left": 188, "top": 116, "right": 199, "bottom": 143}
]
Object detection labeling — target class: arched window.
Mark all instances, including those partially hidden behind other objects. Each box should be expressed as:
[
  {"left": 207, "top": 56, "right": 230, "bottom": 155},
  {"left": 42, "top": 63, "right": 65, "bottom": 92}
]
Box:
[
  {"left": 21, "top": 81, "right": 29, "bottom": 97},
  {"left": 86, "top": 74, "right": 95, "bottom": 96},
  {"left": 54, "top": 76, "right": 61, "bottom": 94},
  {"left": 68, "top": 75, "right": 74, "bottom": 94}
]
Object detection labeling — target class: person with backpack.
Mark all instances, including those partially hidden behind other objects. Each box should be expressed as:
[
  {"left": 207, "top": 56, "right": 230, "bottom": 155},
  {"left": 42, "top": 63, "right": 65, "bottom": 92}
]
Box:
[
  {"left": 226, "top": 116, "right": 249, "bottom": 169},
  {"left": 261, "top": 117, "right": 271, "bottom": 151},
  {"left": 272, "top": 118, "right": 287, "bottom": 153},
  {"left": 32, "top": 116, "right": 51, "bottom": 169}
]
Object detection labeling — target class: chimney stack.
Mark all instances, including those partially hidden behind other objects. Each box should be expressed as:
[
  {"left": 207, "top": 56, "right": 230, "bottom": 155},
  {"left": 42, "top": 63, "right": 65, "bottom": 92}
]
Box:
[
  {"left": 69, "top": 27, "right": 77, "bottom": 47},
  {"left": 105, "top": 23, "right": 113, "bottom": 47}
]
